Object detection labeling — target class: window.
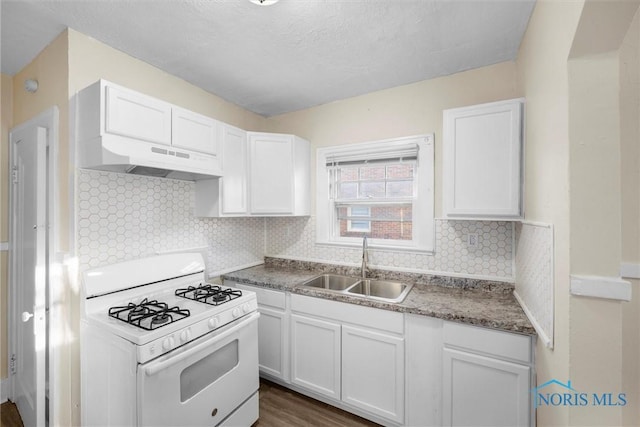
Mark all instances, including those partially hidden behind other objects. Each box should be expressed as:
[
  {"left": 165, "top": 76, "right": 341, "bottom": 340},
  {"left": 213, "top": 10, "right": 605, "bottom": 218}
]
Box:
[
  {"left": 346, "top": 206, "right": 371, "bottom": 233},
  {"left": 316, "top": 134, "right": 434, "bottom": 251}
]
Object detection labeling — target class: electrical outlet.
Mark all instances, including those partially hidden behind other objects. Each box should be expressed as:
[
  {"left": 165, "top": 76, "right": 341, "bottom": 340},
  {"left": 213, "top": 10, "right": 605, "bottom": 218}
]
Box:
[{"left": 467, "top": 233, "right": 479, "bottom": 248}]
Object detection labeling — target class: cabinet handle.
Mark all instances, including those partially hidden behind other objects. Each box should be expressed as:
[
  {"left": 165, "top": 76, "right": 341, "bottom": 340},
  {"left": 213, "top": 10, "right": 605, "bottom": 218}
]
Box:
[{"left": 211, "top": 408, "right": 218, "bottom": 417}]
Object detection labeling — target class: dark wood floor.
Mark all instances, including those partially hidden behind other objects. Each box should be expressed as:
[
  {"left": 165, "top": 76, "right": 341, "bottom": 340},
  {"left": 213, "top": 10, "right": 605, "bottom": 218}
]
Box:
[
  {"left": 0, "top": 401, "right": 23, "bottom": 427},
  {"left": 1, "top": 381, "right": 377, "bottom": 427},
  {"left": 255, "top": 380, "right": 379, "bottom": 427}
]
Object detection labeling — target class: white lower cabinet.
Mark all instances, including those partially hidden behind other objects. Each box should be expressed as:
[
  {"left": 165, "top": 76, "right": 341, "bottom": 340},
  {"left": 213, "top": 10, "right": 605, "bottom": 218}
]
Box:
[
  {"left": 290, "top": 294, "right": 405, "bottom": 426},
  {"left": 231, "top": 283, "right": 289, "bottom": 382},
  {"left": 342, "top": 325, "right": 404, "bottom": 423},
  {"left": 290, "top": 314, "right": 341, "bottom": 399},
  {"left": 442, "top": 348, "right": 530, "bottom": 427},
  {"left": 442, "top": 321, "right": 534, "bottom": 427},
  {"left": 228, "top": 283, "right": 535, "bottom": 427},
  {"left": 257, "top": 307, "right": 288, "bottom": 380}
]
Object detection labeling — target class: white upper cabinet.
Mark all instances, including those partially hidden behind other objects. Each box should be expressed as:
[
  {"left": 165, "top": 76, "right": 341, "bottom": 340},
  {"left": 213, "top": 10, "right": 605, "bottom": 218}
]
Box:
[
  {"left": 220, "top": 125, "right": 249, "bottom": 215},
  {"left": 194, "top": 124, "right": 248, "bottom": 217},
  {"left": 443, "top": 98, "right": 524, "bottom": 219},
  {"left": 77, "top": 80, "right": 223, "bottom": 178},
  {"left": 248, "top": 132, "right": 310, "bottom": 216},
  {"left": 171, "top": 106, "right": 220, "bottom": 155},
  {"left": 195, "top": 131, "right": 310, "bottom": 217},
  {"left": 104, "top": 84, "right": 172, "bottom": 145}
]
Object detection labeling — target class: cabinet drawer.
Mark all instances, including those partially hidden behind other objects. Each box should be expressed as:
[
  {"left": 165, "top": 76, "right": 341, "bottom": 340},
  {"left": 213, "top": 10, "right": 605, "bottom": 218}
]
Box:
[
  {"left": 443, "top": 322, "right": 532, "bottom": 364},
  {"left": 234, "top": 283, "right": 286, "bottom": 309},
  {"left": 291, "top": 294, "right": 403, "bottom": 334}
]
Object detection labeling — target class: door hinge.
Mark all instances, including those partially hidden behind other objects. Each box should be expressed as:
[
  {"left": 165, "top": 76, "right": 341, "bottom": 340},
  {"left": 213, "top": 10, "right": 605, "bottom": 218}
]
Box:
[
  {"left": 11, "top": 166, "right": 18, "bottom": 184},
  {"left": 9, "top": 353, "right": 16, "bottom": 375}
]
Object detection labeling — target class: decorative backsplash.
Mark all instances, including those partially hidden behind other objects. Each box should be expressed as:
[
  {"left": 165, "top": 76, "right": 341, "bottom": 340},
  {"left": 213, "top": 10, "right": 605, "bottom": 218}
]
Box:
[
  {"left": 76, "top": 169, "right": 515, "bottom": 281},
  {"left": 266, "top": 216, "right": 514, "bottom": 280},
  {"left": 76, "top": 169, "right": 264, "bottom": 275},
  {"left": 514, "top": 222, "right": 554, "bottom": 347}
]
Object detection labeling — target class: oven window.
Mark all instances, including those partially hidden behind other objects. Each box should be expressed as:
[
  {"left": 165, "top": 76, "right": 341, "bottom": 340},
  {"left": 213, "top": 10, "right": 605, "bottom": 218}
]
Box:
[{"left": 180, "top": 340, "right": 239, "bottom": 402}]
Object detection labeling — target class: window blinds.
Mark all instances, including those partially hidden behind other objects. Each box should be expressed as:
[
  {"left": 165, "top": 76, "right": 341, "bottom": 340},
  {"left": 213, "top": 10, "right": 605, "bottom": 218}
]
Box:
[{"left": 325, "top": 142, "right": 419, "bottom": 166}]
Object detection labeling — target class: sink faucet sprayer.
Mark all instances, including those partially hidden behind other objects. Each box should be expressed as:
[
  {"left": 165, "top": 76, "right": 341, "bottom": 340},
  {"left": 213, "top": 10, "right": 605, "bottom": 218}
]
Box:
[{"left": 361, "top": 236, "right": 369, "bottom": 279}]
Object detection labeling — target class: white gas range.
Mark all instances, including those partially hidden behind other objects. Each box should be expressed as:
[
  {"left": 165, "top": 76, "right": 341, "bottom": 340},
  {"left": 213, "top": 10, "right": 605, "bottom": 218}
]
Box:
[{"left": 81, "top": 253, "right": 260, "bottom": 427}]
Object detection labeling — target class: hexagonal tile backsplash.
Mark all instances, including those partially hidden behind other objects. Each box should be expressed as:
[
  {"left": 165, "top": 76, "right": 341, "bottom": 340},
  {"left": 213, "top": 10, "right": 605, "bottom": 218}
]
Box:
[
  {"left": 265, "top": 216, "right": 513, "bottom": 279},
  {"left": 77, "top": 170, "right": 514, "bottom": 280},
  {"left": 77, "top": 170, "right": 264, "bottom": 276}
]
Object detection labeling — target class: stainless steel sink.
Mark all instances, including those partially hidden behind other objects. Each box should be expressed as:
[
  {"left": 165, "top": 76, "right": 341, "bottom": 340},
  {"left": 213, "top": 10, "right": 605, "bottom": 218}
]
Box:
[
  {"left": 300, "top": 274, "right": 360, "bottom": 291},
  {"left": 298, "top": 274, "right": 413, "bottom": 303},
  {"left": 345, "top": 279, "right": 412, "bottom": 303}
]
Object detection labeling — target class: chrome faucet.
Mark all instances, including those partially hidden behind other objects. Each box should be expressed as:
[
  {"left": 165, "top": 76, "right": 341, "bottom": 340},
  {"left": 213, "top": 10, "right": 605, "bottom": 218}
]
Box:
[{"left": 361, "top": 236, "right": 369, "bottom": 279}]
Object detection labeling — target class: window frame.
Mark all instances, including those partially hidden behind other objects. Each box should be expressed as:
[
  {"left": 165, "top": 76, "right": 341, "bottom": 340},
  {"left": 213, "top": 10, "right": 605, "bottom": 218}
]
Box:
[{"left": 316, "top": 134, "right": 435, "bottom": 252}]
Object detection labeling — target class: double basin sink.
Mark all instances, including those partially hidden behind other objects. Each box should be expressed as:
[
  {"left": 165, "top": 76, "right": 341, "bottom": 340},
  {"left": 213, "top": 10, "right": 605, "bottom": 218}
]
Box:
[{"left": 298, "top": 274, "right": 413, "bottom": 303}]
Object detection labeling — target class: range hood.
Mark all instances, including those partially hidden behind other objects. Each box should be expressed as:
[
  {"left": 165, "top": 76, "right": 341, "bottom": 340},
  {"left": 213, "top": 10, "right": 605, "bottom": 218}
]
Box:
[{"left": 78, "top": 134, "right": 223, "bottom": 181}]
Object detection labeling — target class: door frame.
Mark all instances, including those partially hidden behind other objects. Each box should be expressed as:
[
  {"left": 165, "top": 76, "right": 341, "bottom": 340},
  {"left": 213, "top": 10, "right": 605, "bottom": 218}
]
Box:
[{"left": 8, "top": 106, "right": 60, "bottom": 425}]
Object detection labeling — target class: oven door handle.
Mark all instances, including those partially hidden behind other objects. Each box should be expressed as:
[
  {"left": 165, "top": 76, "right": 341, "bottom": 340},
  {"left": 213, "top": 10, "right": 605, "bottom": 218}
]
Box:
[{"left": 144, "top": 311, "right": 259, "bottom": 377}]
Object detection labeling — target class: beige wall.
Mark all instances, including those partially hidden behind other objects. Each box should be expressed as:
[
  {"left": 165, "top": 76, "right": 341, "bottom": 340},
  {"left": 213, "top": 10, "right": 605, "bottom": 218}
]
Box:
[
  {"left": 266, "top": 60, "right": 519, "bottom": 215},
  {"left": 620, "top": 8, "right": 640, "bottom": 426},
  {"left": 516, "top": 0, "right": 640, "bottom": 425},
  {"left": 567, "top": 52, "right": 625, "bottom": 426},
  {"left": 515, "top": 1, "right": 584, "bottom": 424},
  {"left": 567, "top": 0, "right": 640, "bottom": 424},
  {"left": 620, "top": 8, "right": 640, "bottom": 266},
  {"left": 1, "top": 73, "right": 13, "bottom": 380}
]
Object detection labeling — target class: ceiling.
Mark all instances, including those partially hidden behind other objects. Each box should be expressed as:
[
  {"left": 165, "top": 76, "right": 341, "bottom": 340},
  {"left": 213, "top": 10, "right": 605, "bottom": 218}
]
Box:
[{"left": 1, "top": 0, "right": 535, "bottom": 117}]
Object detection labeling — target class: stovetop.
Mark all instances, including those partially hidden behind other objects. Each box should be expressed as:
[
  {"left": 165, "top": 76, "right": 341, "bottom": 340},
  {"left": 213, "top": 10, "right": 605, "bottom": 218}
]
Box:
[
  {"left": 175, "top": 284, "right": 242, "bottom": 306},
  {"left": 81, "top": 254, "right": 258, "bottom": 358},
  {"left": 84, "top": 279, "right": 256, "bottom": 347},
  {"left": 108, "top": 298, "right": 192, "bottom": 331},
  {"left": 107, "top": 284, "right": 244, "bottom": 331}
]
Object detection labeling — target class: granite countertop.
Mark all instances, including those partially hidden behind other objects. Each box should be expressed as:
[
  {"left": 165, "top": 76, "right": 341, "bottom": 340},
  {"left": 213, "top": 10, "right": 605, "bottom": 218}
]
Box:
[{"left": 222, "top": 258, "right": 536, "bottom": 336}]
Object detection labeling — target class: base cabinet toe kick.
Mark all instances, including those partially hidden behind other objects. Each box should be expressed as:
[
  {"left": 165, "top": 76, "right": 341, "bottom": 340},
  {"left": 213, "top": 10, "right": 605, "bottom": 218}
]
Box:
[{"left": 230, "top": 282, "right": 536, "bottom": 427}]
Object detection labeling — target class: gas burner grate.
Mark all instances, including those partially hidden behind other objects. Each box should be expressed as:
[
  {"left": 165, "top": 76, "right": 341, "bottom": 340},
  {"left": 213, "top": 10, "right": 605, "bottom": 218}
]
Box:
[
  {"left": 108, "top": 298, "right": 190, "bottom": 331},
  {"left": 175, "top": 284, "right": 242, "bottom": 306}
]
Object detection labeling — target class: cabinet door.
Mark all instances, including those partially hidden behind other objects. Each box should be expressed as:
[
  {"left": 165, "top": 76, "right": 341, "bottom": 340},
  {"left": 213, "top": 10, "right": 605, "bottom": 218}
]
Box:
[
  {"left": 443, "top": 99, "right": 523, "bottom": 218},
  {"left": 221, "top": 125, "right": 249, "bottom": 215},
  {"left": 290, "top": 314, "right": 341, "bottom": 399},
  {"left": 257, "top": 307, "right": 288, "bottom": 381},
  {"left": 104, "top": 85, "right": 172, "bottom": 145},
  {"left": 342, "top": 326, "right": 405, "bottom": 424},
  {"left": 171, "top": 106, "right": 220, "bottom": 155},
  {"left": 249, "top": 134, "right": 294, "bottom": 214},
  {"left": 443, "top": 348, "right": 530, "bottom": 427}
]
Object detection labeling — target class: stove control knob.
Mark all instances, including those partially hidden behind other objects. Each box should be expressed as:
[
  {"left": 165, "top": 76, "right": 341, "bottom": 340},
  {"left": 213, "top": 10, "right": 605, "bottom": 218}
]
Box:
[
  {"left": 208, "top": 317, "right": 219, "bottom": 329},
  {"left": 180, "top": 329, "right": 192, "bottom": 343},
  {"left": 242, "top": 303, "right": 251, "bottom": 314},
  {"left": 162, "top": 336, "right": 174, "bottom": 351},
  {"left": 232, "top": 307, "right": 241, "bottom": 318}
]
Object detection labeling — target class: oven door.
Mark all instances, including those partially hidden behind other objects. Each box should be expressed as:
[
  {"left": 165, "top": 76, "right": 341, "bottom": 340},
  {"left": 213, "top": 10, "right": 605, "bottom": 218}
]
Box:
[{"left": 137, "top": 312, "right": 259, "bottom": 426}]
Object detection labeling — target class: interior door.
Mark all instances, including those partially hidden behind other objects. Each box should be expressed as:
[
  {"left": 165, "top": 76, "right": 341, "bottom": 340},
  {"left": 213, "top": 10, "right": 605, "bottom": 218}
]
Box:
[{"left": 10, "top": 125, "right": 47, "bottom": 427}]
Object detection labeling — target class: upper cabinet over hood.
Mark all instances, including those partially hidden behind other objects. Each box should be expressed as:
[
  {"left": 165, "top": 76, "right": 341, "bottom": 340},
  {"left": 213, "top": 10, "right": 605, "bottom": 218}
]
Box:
[{"left": 76, "top": 80, "right": 223, "bottom": 181}]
